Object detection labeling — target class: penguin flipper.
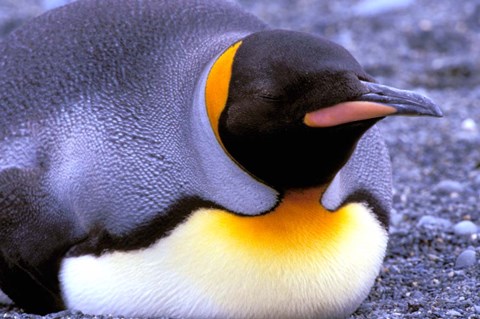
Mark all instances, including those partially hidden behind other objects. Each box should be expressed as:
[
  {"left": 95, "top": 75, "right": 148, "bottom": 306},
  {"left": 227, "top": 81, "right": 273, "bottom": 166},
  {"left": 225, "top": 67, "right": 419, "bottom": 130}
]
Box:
[
  {"left": 0, "top": 168, "right": 86, "bottom": 314},
  {"left": 321, "top": 126, "right": 392, "bottom": 228}
]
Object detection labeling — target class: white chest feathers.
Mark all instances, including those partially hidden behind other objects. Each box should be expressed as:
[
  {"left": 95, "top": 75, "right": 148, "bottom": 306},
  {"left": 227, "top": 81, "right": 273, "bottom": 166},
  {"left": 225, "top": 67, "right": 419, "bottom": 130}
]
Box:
[{"left": 60, "top": 192, "right": 388, "bottom": 319}]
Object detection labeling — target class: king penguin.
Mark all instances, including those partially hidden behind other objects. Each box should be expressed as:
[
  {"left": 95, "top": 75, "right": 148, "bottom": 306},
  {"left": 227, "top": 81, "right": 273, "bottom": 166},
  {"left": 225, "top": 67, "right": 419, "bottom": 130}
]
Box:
[{"left": 0, "top": 0, "right": 442, "bottom": 318}]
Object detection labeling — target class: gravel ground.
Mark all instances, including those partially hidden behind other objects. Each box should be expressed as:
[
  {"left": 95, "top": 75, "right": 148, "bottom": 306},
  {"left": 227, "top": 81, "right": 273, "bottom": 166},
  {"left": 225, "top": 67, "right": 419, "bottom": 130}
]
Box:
[{"left": 1, "top": 0, "right": 479, "bottom": 318}]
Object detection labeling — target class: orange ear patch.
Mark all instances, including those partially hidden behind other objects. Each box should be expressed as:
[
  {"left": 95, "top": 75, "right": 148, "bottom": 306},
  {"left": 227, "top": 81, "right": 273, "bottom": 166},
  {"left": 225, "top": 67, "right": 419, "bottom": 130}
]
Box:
[{"left": 205, "top": 41, "right": 243, "bottom": 143}]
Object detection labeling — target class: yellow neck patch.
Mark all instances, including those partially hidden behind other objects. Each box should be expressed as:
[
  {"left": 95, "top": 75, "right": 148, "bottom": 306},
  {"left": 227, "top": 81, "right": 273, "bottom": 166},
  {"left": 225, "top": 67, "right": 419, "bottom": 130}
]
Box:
[
  {"left": 210, "top": 188, "right": 344, "bottom": 255},
  {"left": 189, "top": 188, "right": 359, "bottom": 256},
  {"left": 205, "top": 41, "right": 243, "bottom": 143}
]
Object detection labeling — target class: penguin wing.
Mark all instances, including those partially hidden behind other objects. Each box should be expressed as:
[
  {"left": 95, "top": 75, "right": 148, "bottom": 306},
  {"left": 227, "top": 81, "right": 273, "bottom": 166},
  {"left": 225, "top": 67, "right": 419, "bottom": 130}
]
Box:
[
  {"left": 0, "top": 50, "right": 83, "bottom": 313},
  {"left": 321, "top": 126, "right": 392, "bottom": 227},
  {"left": 0, "top": 168, "right": 87, "bottom": 313}
]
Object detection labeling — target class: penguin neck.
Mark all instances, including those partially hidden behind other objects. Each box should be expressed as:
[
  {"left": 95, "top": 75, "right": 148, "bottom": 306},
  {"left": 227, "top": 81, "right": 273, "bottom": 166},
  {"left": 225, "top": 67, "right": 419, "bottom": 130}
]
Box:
[
  {"left": 282, "top": 186, "right": 325, "bottom": 206},
  {"left": 189, "top": 47, "right": 279, "bottom": 215},
  {"left": 278, "top": 186, "right": 327, "bottom": 212},
  {"left": 239, "top": 186, "right": 332, "bottom": 240}
]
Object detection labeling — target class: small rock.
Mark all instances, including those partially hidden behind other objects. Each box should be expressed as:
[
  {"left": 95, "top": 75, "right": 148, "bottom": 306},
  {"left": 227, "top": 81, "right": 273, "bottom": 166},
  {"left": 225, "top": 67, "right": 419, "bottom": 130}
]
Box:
[
  {"left": 453, "top": 220, "right": 478, "bottom": 236},
  {"left": 419, "top": 19, "right": 433, "bottom": 31},
  {"left": 454, "top": 249, "right": 477, "bottom": 269},
  {"left": 446, "top": 310, "right": 462, "bottom": 317},
  {"left": 434, "top": 180, "right": 465, "bottom": 194},
  {"left": 456, "top": 131, "right": 480, "bottom": 142},
  {"left": 428, "top": 254, "right": 441, "bottom": 261},
  {"left": 462, "top": 118, "right": 477, "bottom": 131},
  {"left": 475, "top": 305, "right": 480, "bottom": 314},
  {"left": 417, "top": 215, "right": 452, "bottom": 229},
  {"left": 411, "top": 291, "right": 424, "bottom": 300},
  {"left": 390, "top": 210, "right": 404, "bottom": 227}
]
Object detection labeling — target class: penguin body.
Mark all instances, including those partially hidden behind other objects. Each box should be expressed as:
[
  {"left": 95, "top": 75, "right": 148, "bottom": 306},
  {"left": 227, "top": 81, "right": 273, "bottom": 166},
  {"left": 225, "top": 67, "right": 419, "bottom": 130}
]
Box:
[{"left": 0, "top": 0, "right": 441, "bottom": 318}]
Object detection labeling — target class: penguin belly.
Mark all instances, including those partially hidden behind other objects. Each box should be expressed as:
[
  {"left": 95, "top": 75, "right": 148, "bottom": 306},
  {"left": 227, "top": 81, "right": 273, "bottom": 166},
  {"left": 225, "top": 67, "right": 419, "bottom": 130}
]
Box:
[{"left": 60, "top": 188, "right": 387, "bottom": 319}]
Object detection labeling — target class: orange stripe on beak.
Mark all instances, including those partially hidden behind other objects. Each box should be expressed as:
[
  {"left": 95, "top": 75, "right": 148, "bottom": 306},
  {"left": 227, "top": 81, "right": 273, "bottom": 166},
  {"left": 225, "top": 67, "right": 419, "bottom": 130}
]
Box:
[{"left": 304, "top": 101, "right": 396, "bottom": 128}]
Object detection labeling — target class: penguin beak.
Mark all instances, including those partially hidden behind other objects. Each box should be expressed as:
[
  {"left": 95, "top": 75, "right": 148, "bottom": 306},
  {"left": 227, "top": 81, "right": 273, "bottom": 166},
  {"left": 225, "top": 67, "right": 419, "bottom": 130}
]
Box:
[
  {"left": 358, "top": 81, "right": 443, "bottom": 117},
  {"left": 304, "top": 81, "right": 442, "bottom": 128}
]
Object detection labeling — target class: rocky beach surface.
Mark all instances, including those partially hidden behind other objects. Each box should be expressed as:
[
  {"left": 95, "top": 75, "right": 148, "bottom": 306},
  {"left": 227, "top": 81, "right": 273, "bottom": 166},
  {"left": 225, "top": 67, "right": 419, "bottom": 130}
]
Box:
[{"left": 0, "top": 0, "right": 479, "bottom": 318}]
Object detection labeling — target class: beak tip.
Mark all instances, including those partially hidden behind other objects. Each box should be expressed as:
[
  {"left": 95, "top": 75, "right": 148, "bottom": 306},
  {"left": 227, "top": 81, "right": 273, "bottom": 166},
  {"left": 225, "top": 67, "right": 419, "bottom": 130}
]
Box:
[
  {"left": 433, "top": 105, "right": 444, "bottom": 118},
  {"left": 434, "top": 110, "right": 444, "bottom": 118},
  {"left": 423, "top": 99, "right": 443, "bottom": 118}
]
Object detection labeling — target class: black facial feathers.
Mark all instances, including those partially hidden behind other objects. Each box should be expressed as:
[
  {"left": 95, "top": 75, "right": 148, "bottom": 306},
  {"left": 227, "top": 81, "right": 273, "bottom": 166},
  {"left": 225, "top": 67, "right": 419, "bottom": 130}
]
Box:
[{"left": 219, "top": 30, "right": 376, "bottom": 189}]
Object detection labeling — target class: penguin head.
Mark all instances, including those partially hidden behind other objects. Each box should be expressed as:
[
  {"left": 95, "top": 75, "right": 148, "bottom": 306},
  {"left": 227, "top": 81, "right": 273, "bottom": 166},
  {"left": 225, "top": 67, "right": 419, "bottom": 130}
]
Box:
[{"left": 206, "top": 30, "right": 442, "bottom": 190}]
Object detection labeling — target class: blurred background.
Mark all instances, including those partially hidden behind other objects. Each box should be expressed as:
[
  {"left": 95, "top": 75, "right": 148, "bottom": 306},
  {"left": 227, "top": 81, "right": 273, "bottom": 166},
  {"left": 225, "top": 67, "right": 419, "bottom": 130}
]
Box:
[
  {"left": 1, "top": 0, "right": 479, "bottom": 89},
  {"left": 0, "top": 0, "right": 479, "bottom": 318}
]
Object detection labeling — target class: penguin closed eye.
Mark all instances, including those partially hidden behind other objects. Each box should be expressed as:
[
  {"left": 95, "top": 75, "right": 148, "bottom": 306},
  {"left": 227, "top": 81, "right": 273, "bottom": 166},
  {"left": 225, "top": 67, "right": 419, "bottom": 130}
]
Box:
[{"left": 0, "top": 0, "right": 441, "bottom": 318}]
